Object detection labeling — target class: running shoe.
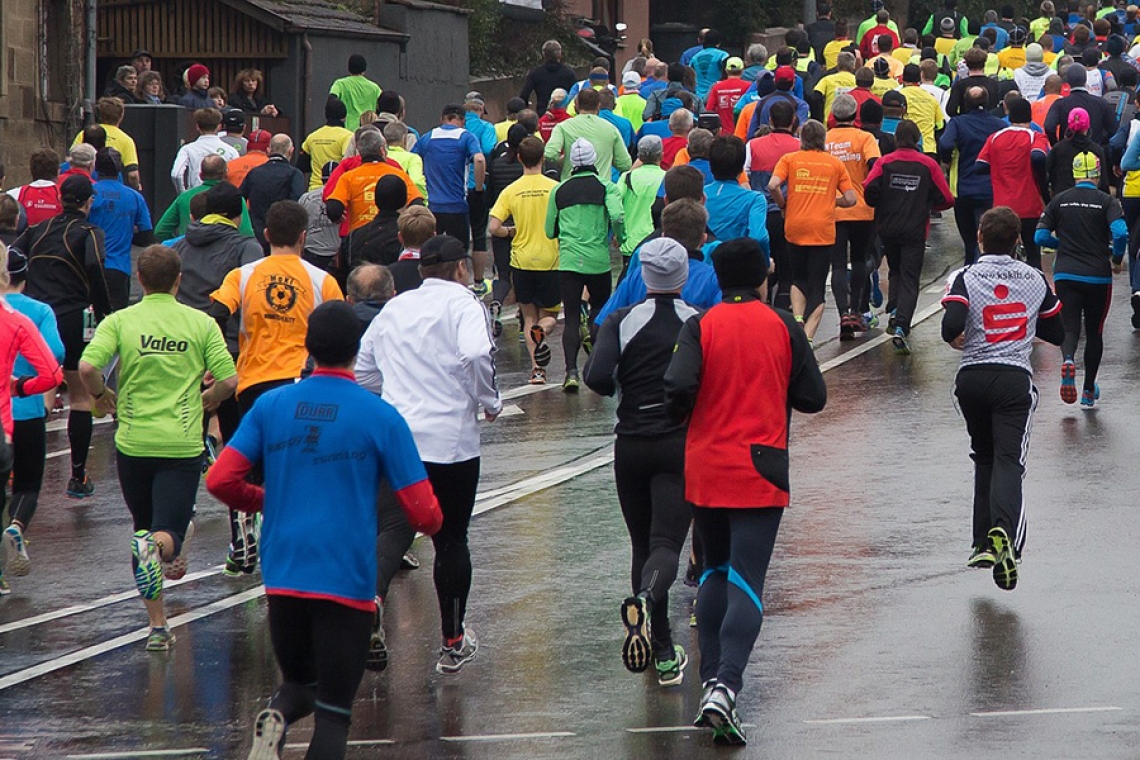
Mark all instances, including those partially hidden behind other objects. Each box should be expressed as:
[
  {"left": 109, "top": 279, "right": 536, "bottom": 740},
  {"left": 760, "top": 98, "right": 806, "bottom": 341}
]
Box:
[
  {"left": 683, "top": 559, "right": 700, "bottom": 588},
  {"left": 966, "top": 544, "right": 996, "bottom": 569},
  {"left": 247, "top": 708, "right": 287, "bottom": 760},
  {"left": 530, "top": 325, "right": 551, "bottom": 367},
  {"left": 366, "top": 597, "right": 388, "bottom": 672},
  {"left": 489, "top": 301, "right": 503, "bottom": 338},
  {"left": 1080, "top": 384, "right": 1100, "bottom": 409},
  {"left": 400, "top": 551, "right": 420, "bottom": 570},
  {"left": 226, "top": 511, "right": 261, "bottom": 575},
  {"left": 699, "top": 684, "right": 747, "bottom": 745},
  {"left": 1132, "top": 292, "right": 1140, "bottom": 329},
  {"left": 655, "top": 644, "right": 688, "bottom": 686},
  {"left": 203, "top": 435, "right": 219, "bottom": 473},
  {"left": 436, "top": 629, "right": 478, "bottom": 674},
  {"left": 145, "top": 626, "right": 176, "bottom": 652},
  {"left": 131, "top": 530, "right": 164, "bottom": 601},
  {"left": 66, "top": 476, "right": 94, "bottom": 499},
  {"left": 579, "top": 305, "right": 593, "bottom": 354},
  {"left": 839, "top": 312, "right": 857, "bottom": 341},
  {"left": 562, "top": 371, "right": 580, "bottom": 394},
  {"left": 471, "top": 279, "right": 490, "bottom": 298},
  {"left": 988, "top": 526, "right": 1018, "bottom": 591},
  {"left": 693, "top": 679, "right": 718, "bottom": 727},
  {"left": 1060, "top": 360, "right": 1077, "bottom": 404},
  {"left": 620, "top": 595, "right": 652, "bottom": 673},
  {"left": 690, "top": 598, "right": 697, "bottom": 628},
  {"left": 870, "top": 270, "right": 883, "bottom": 308},
  {"left": 0, "top": 576, "right": 10, "bottom": 595},
  {"left": 892, "top": 326, "right": 911, "bottom": 355},
  {"left": 52, "top": 393, "right": 64, "bottom": 414},
  {"left": 163, "top": 521, "right": 194, "bottom": 581},
  {"left": 863, "top": 311, "right": 880, "bottom": 330},
  {"left": 528, "top": 367, "right": 547, "bottom": 385},
  {"left": 4, "top": 524, "right": 31, "bottom": 577}
]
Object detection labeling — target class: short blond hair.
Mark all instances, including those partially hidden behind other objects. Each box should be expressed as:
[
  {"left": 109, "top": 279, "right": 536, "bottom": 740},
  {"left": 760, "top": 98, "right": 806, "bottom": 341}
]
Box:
[{"left": 398, "top": 205, "right": 436, "bottom": 249}]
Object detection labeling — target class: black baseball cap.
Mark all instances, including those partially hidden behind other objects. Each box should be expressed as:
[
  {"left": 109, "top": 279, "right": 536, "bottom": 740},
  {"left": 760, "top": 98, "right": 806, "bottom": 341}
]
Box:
[
  {"left": 60, "top": 175, "right": 94, "bottom": 206},
  {"left": 419, "top": 235, "right": 469, "bottom": 266}
]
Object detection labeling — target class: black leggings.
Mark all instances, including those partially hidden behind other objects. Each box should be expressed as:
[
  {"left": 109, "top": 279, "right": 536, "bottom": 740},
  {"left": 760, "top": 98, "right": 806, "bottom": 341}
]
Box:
[
  {"left": 883, "top": 237, "right": 926, "bottom": 334},
  {"left": 1019, "top": 217, "right": 1041, "bottom": 270},
  {"left": 954, "top": 196, "right": 990, "bottom": 265},
  {"left": 491, "top": 236, "right": 513, "bottom": 305},
  {"left": 10, "top": 416, "right": 47, "bottom": 529},
  {"left": 790, "top": 244, "right": 832, "bottom": 318},
  {"left": 613, "top": 433, "right": 692, "bottom": 659},
  {"left": 767, "top": 210, "right": 792, "bottom": 311},
  {"left": 427, "top": 458, "right": 480, "bottom": 640},
  {"left": 559, "top": 271, "right": 612, "bottom": 373},
  {"left": 375, "top": 480, "right": 416, "bottom": 601},
  {"left": 693, "top": 507, "right": 783, "bottom": 695},
  {"left": 832, "top": 221, "right": 873, "bottom": 315},
  {"left": 115, "top": 451, "right": 201, "bottom": 556},
  {"left": 1055, "top": 280, "right": 1111, "bottom": 392},
  {"left": 267, "top": 594, "right": 373, "bottom": 760}
]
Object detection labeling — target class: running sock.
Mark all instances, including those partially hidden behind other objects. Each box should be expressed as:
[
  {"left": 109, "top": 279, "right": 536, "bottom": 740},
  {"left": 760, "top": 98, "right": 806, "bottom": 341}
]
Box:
[
  {"left": 445, "top": 633, "right": 465, "bottom": 648},
  {"left": 68, "top": 411, "right": 93, "bottom": 479}
]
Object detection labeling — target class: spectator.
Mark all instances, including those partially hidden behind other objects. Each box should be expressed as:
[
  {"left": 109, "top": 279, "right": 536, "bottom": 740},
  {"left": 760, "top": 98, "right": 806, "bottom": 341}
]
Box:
[
  {"left": 329, "top": 55, "right": 383, "bottom": 130},
  {"left": 519, "top": 40, "right": 578, "bottom": 115},
  {"left": 179, "top": 64, "right": 213, "bottom": 109},
  {"left": 240, "top": 134, "right": 306, "bottom": 252},
  {"left": 131, "top": 49, "right": 152, "bottom": 75},
  {"left": 104, "top": 66, "right": 141, "bottom": 103},
  {"left": 135, "top": 71, "right": 166, "bottom": 105},
  {"left": 228, "top": 68, "right": 280, "bottom": 117}
]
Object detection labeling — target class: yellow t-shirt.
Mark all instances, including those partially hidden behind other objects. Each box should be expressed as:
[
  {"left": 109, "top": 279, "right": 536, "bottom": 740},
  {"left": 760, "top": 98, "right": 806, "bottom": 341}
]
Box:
[
  {"left": 934, "top": 37, "right": 957, "bottom": 57},
  {"left": 814, "top": 72, "right": 856, "bottom": 124},
  {"left": 893, "top": 47, "right": 916, "bottom": 65},
  {"left": 900, "top": 85, "right": 944, "bottom": 151},
  {"left": 488, "top": 173, "right": 559, "bottom": 271},
  {"left": 494, "top": 119, "right": 516, "bottom": 142},
  {"left": 871, "top": 54, "right": 905, "bottom": 80},
  {"left": 871, "top": 77, "right": 901, "bottom": 98},
  {"left": 823, "top": 39, "right": 852, "bottom": 70},
  {"left": 211, "top": 254, "right": 344, "bottom": 394},
  {"left": 72, "top": 124, "right": 140, "bottom": 171},
  {"left": 300, "top": 125, "right": 353, "bottom": 190},
  {"left": 998, "top": 47, "right": 1027, "bottom": 72}
]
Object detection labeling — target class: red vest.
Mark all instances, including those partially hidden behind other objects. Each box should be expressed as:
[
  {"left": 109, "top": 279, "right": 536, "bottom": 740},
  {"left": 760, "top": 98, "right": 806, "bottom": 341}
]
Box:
[{"left": 18, "top": 183, "right": 63, "bottom": 226}]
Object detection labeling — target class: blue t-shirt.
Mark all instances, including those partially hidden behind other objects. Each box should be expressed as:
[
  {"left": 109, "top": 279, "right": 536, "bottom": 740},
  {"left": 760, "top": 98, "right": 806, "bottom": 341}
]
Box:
[
  {"left": 680, "top": 44, "right": 703, "bottom": 66},
  {"left": 464, "top": 112, "right": 498, "bottom": 191},
  {"left": 89, "top": 179, "right": 152, "bottom": 275},
  {"left": 413, "top": 124, "right": 483, "bottom": 214},
  {"left": 639, "top": 79, "right": 668, "bottom": 99},
  {"left": 690, "top": 47, "right": 730, "bottom": 102},
  {"left": 228, "top": 373, "right": 430, "bottom": 605},
  {"left": 7, "top": 293, "right": 64, "bottom": 422}
]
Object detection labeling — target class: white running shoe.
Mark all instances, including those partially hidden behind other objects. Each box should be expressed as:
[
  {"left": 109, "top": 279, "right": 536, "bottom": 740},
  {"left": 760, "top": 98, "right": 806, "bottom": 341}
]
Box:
[{"left": 247, "top": 708, "right": 287, "bottom": 760}]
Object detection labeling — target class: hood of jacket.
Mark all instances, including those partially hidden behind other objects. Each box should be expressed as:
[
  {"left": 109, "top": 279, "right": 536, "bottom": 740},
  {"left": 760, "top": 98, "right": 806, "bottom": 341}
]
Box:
[
  {"left": 184, "top": 219, "right": 240, "bottom": 247},
  {"left": 1019, "top": 61, "right": 1051, "bottom": 77}
]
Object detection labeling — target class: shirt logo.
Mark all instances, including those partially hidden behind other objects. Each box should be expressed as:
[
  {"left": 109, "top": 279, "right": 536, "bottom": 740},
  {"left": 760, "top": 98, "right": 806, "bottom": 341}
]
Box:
[
  {"left": 260, "top": 274, "right": 307, "bottom": 317},
  {"left": 982, "top": 284, "right": 1028, "bottom": 342},
  {"left": 295, "top": 402, "right": 338, "bottom": 422},
  {"left": 138, "top": 335, "right": 189, "bottom": 355}
]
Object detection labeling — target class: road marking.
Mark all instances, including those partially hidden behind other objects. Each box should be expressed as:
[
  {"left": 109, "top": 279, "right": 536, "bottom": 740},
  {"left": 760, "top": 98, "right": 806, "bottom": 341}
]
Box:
[
  {"left": 500, "top": 383, "right": 560, "bottom": 401},
  {"left": 816, "top": 301, "right": 942, "bottom": 373},
  {"left": 284, "top": 739, "right": 395, "bottom": 749},
  {"left": 473, "top": 448, "right": 614, "bottom": 516},
  {"left": 970, "top": 706, "right": 1122, "bottom": 718},
  {"left": 0, "top": 587, "right": 264, "bottom": 692},
  {"left": 64, "top": 752, "right": 209, "bottom": 756},
  {"left": 46, "top": 417, "right": 114, "bottom": 434},
  {"left": 804, "top": 715, "right": 932, "bottom": 725},
  {"left": 627, "top": 723, "right": 756, "bottom": 733},
  {"left": 0, "top": 566, "right": 226, "bottom": 636},
  {"left": 440, "top": 732, "right": 575, "bottom": 742}
]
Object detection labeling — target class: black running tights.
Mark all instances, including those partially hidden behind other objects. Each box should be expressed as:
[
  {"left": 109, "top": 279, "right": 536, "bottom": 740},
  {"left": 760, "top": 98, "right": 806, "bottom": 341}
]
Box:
[
  {"left": 10, "top": 416, "right": 47, "bottom": 529},
  {"left": 267, "top": 594, "right": 373, "bottom": 760},
  {"left": 427, "top": 458, "right": 480, "bottom": 641},
  {"left": 832, "top": 221, "right": 873, "bottom": 315},
  {"left": 693, "top": 507, "right": 783, "bottom": 695},
  {"left": 559, "top": 271, "right": 612, "bottom": 373},
  {"left": 614, "top": 433, "right": 692, "bottom": 659},
  {"left": 1055, "top": 279, "right": 1111, "bottom": 392}
]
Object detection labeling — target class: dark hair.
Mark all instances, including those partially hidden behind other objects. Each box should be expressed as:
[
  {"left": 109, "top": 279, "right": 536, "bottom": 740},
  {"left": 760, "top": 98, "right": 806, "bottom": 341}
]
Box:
[
  {"left": 325, "top": 96, "right": 348, "bottom": 123},
  {"left": 855, "top": 67, "right": 875, "bottom": 88},
  {"left": 374, "top": 175, "right": 408, "bottom": 212},
  {"left": 598, "top": 88, "right": 616, "bottom": 110},
  {"left": 30, "top": 149, "right": 60, "bottom": 181},
  {"left": 518, "top": 136, "right": 544, "bottom": 168},
  {"left": 661, "top": 199, "right": 707, "bottom": 250},
  {"left": 376, "top": 90, "right": 402, "bottom": 115},
  {"left": 576, "top": 87, "right": 601, "bottom": 113},
  {"left": 662, "top": 165, "right": 705, "bottom": 202},
  {"left": 704, "top": 29, "right": 722, "bottom": 47},
  {"left": 964, "top": 47, "right": 988, "bottom": 71},
  {"left": 980, "top": 206, "right": 1021, "bottom": 254},
  {"left": 894, "top": 119, "right": 922, "bottom": 150},
  {"left": 860, "top": 98, "right": 884, "bottom": 125},
  {"left": 667, "top": 63, "right": 686, "bottom": 82},
  {"left": 137, "top": 245, "right": 182, "bottom": 293},
  {"left": 878, "top": 33, "right": 895, "bottom": 52},
  {"left": 708, "top": 136, "right": 746, "bottom": 180},
  {"left": 835, "top": 18, "right": 848, "bottom": 35},
  {"left": 902, "top": 63, "right": 921, "bottom": 83},
  {"left": 768, "top": 99, "right": 796, "bottom": 130},
  {"left": 188, "top": 192, "right": 210, "bottom": 221},
  {"left": 205, "top": 182, "right": 245, "bottom": 219},
  {"left": 1007, "top": 96, "right": 1032, "bottom": 123},
  {"left": 82, "top": 124, "right": 108, "bottom": 150},
  {"left": 0, "top": 195, "right": 20, "bottom": 232},
  {"left": 1120, "top": 66, "right": 1139, "bottom": 89},
  {"left": 348, "top": 54, "right": 368, "bottom": 75},
  {"left": 441, "top": 103, "right": 465, "bottom": 120},
  {"left": 265, "top": 200, "right": 309, "bottom": 248}
]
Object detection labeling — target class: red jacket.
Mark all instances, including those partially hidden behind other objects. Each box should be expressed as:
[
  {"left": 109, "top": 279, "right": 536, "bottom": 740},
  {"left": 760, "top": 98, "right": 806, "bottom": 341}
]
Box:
[{"left": 664, "top": 292, "right": 826, "bottom": 508}]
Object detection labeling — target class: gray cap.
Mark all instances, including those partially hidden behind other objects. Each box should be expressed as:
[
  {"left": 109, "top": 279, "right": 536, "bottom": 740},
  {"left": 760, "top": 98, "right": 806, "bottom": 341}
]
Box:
[
  {"left": 1066, "top": 63, "right": 1087, "bottom": 87},
  {"left": 637, "top": 134, "right": 664, "bottom": 161},
  {"left": 640, "top": 237, "right": 689, "bottom": 293},
  {"left": 831, "top": 93, "right": 858, "bottom": 122}
]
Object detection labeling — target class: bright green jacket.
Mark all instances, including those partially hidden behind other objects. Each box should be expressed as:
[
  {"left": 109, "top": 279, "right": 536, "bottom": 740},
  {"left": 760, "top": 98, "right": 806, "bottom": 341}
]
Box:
[{"left": 154, "top": 179, "right": 254, "bottom": 241}]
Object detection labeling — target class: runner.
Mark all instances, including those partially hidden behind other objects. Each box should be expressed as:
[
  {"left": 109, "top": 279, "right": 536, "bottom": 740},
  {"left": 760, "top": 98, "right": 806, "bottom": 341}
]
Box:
[
  {"left": 746, "top": 101, "right": 800, "bottom": 309},
  {"left": 664, "top": 237, "right": 827, "bottom": 745},
  {"left": 299, "top": 99, "right": 353, "bottom": 191},
  {"left": 942, "top": 206, "right": 1064, "bottom": 589},
  {"left": 414, "top": 104, "right": 486, "bottom": 250},
  {"left": 1034, "top": 152, "right": 1127, "bottom": 408},
  {"left": 208, "top": 200, "right": 344, "bottom": 575},
  {"left": 208, "top": 300, "right": 442, "bottom": 760},
  {"left": 583, "top": 237, "right": 695, "bottom": 687},
  {"left": 78, "top": 245, "right": 237, "bottom": 647},
  {"left": 355, "top": 234, "right": 502, "bottom": 675},
  {"left": 329, "top": 54, "right": 383, "bottom": 131},
  {"left": 13, "top": 175, "right": 113, "bottom": 499},
  {"left": 0, "top": 248, "right": 63, "bottom": 589},
  {"left": 89, "top": 148, "right": 153, "bottom": 310},
  {"left": 545, "top": 138, "right": 624, "bottom": 391},
  {"left": 171, "top": 108, "right": 240, "bottom": 194}
]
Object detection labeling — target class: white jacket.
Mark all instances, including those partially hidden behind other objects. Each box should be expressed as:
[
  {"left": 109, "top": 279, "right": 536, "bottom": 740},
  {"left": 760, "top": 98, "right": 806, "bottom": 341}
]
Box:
[
  {"left": 356, "top": 277, "right": 502, "bottom": 464},
  {"left": 170, "top": 135, "right": 240, "bottom": 193}
]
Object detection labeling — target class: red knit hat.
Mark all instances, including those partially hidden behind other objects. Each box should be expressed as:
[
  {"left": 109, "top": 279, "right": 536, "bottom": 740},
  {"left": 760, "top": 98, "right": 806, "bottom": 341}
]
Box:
[{"left": 187, "top": 64, "right": 210, "bottom": 87}]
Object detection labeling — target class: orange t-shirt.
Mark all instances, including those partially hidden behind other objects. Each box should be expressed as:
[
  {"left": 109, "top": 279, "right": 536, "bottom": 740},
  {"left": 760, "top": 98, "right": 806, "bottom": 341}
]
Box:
[
  {"left": 211, "top": 254, "right": 344, "bottom": 394},
  {"left": 825, "top": 127, "right": 881, "bottom": 222},
  {"left": 771, "top": 150, "right": 854, "bottom": 246},
  {"left": 1031, "top": 94, "right": 1059, "bottom": 131},
  {"left": 327, "top": 160, "right": 422, "bottom": 231},
  {"left": 735, "top": 102, "right": 758, "bottom": 141},
  {"left": 227, "top": 152, "right": 269, "bottom": 190}
]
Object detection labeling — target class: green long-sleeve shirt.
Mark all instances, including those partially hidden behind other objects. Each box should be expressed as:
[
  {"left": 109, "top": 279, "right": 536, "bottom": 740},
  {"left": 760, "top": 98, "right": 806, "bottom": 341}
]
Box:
[
  {"left": 617, "top": 164, "right": 665, "bottom": 255},
  {"left": 544, "top": 114, "right": 633, "bottom": 181},
  {"left": 545, "top": 168, "right": 624, "bottom": 274},
  {"left": 154, "top": 180, "right": 254, "bottom": 242}
]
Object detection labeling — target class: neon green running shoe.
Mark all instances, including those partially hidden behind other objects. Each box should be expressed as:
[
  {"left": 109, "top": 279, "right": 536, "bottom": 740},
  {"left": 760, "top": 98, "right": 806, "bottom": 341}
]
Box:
[
  {"left": 655, "top": 644, "right": 688, "bottom": 686},
  {"left": 988, "top": 527, "right": 1018, "bottom": 591},
  {"left": 131, "top": 530, "right": 164, "bottom": 601}
]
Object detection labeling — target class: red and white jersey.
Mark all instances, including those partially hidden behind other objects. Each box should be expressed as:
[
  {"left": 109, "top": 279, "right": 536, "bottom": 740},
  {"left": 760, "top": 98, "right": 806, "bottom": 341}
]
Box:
[{"left": 8, "top": 182, "right": 62, "bottom": 226}]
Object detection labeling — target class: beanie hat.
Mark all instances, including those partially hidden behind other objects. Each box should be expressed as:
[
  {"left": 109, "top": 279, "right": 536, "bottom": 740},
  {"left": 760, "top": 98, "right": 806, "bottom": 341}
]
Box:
[
  {"left": 639, "top": 238, "right": 689, "bottom": 293},
  {"left": 860, "top": 98, "right": 885, "bottom": 124},
  {"left": 1008, "top": 98, "right": 1033, "bottom": 124},
  {"left": 1108, "top": 35, "right": 1126, "bottom": 56},
  {"left": 1009, "top": 26, "right": 1027, "bottom": 45},
  {"left": 711, "top": 238, "right": 769, "bottom": 290},
  {"left": 1066, "top": 63, "right": 1088, "bottom": 88},
  {"left": 1026, "top": 43, "right": 1044, "bottom": 62},
  {"left": 187, "top": 64, "right": 209, "bottom": 86},
  {"left": 205, "top": 182, "right": 245, "bottom": 219},
  {"left": 831, "top": 93, "right": 858, "bottom": 122},
  {"left": 306, "top": 301, "right": 364, "bottom": 366},
  {"left": 1072, "top": 150, "right": 1101, "bottom": 181},
  {"left": 570, "top": 138, "right": 597, "bottom": 168},
  {"left": 1068, "top": 106, "right": 1091, "bottom": 133},
  {"left": 374, "top": 174, "right": 408, "bottom": 212}
]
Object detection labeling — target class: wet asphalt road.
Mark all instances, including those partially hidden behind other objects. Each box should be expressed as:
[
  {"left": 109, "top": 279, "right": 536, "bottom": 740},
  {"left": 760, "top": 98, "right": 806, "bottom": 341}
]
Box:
[{"left": 3, "top": 220, "right": 1140, "bottom": 758}]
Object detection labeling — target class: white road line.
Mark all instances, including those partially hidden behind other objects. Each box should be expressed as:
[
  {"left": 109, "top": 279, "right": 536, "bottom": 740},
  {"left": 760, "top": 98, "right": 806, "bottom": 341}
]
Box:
[
  {"left": 804, "top": 715, "right": 932, "bottom": 725},
  {"left": 500, "top": 383, "right": 560, "bottom": 401},
  {"left": 64, "top": 752, "right": 209, "bottom": 756},
  {"left": 627, "top": 724, "right": 756, "bottom": 733},
  {"left": 284, "top": 739, "right": 394, "bottom": 749},
  {"left": 0, "top": 566, "right": 226, "bottom": 636},
  {"left": 440, "top": 732, "right": 575, "bottom": 742},
  {"left": 0, "top": 587, "right": 264, "bottom": 692},
  {"left": 473, "top": 449, "right": 614, "bottom": 516},
  {"left": 970, "top": 706, "right": 1122, "bottom": 718},
  {"left": 46, "top": 417, "right": 114, "bottom": 434},
  {"left": 816, "top": 301, "right": 943, "bottom": 373}
]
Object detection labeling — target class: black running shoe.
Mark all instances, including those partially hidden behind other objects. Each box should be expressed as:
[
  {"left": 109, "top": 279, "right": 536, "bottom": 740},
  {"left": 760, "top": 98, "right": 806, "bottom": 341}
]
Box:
[
  {"left": 66, "top": 476, "right": 94, "bottom": 499},
  {"left": 1132, "top": 292, "right": 1140, "bottom": 329},
  {"left": 366, "top": 598, "right": 389, "bottom": 672}
]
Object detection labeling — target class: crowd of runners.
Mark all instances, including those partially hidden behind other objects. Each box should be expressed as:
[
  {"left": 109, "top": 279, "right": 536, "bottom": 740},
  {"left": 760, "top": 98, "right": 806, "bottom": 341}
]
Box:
[{"left": 0, "top": 0, "right": 1137, "bottom": 753}]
